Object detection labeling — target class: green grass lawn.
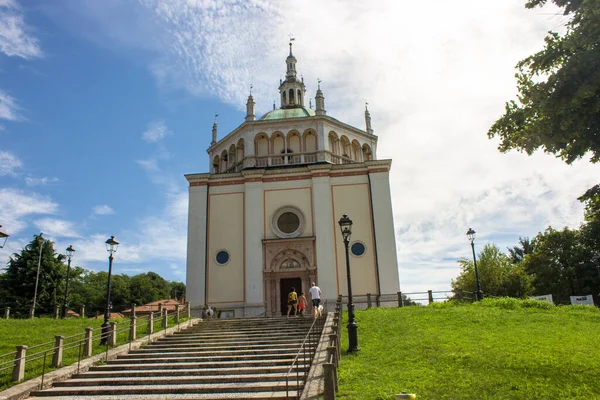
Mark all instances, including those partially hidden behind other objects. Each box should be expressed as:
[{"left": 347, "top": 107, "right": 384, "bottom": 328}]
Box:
[
  {"left": 337, "top": 298, "right": 600, "bottom": 400},
  {"left": 0, "top": 315, "right": 188, "bottom": 390}
]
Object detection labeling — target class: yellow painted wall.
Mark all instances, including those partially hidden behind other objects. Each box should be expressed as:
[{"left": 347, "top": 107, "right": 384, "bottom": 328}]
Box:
[
  {"left": 207, "top": 192, "right": 245, "bottom": 304},
  {"left": 332, "top": 183, "right": 378, "bottom": 296},
  {"left": 264, "top": 187, "right": 313, "bottom": 239}
]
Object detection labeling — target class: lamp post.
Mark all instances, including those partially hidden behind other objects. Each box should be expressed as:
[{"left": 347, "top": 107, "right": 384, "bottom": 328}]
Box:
[
  {"left": 466, "top": 228, "right": 483, "bottom": 301},
  {"left": 62, "top": 245, "right": 76, "bottom": 319},
  {"left": 338, "top": 214, "right": 359, "bottom": 353},
  {"left": 32, "top": 233, "right": 45, "bottom": 319},
  {"left": 0, "top": 225, "right": 9, "bottom": 248},
  {"left": 100, "top": 236, "right": 119, "bottom": 345}
]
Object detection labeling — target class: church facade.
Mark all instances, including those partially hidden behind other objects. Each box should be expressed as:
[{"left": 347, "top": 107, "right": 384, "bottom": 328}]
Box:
[{"left": 185, "top": 44, "right": 400, "bottom": 317}]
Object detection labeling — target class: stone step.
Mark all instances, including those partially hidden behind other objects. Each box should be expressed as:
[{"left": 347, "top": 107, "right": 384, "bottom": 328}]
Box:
[
  {"left": 54, "top": 373, "right": 297, "bottom": 387},
  {"left": 75, "top": 365, "right": 307, "bottom": 379},
  {"left": 108, "top": 352, "right": 301, "bottom": 364},
  {"left": 124, "top": 346, "right": 315, "bottom": 358},
  {"left": 152, "top": 336, "right": 307, "bottom": 346},
  {"left": 90, "top": 359, "right": 310, "bottom": 371},
  {"left": 30, "top": 381, "right": 301, "bottom": 396},
  {"left": 135, "top": 340, "right": 308, "bottom": 351},
  {"left": 28, "top": 391, "right": 295, "bottom": 399},
  {"left": 171, "top": 330, "right": 306, "bottom": 339}
]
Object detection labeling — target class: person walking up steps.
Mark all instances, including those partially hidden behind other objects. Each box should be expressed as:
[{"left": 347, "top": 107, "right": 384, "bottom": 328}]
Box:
[
  {"left": 287, "top": 287, "right": 298, "bottom": 318},
  {"left": 298, "top": 292, "right": 307, "bottom": 317},
  {"left": 309, "top": 282, "right": 322, "bottom": 317}
]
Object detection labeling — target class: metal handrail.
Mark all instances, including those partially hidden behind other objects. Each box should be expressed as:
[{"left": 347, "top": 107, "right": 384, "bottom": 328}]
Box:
[{"left": 285, "top": 315, "right": 326, "bottom": 399}]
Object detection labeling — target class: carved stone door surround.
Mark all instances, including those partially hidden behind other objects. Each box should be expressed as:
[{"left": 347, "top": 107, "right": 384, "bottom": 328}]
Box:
[{"left": 263, "top": 236, "right": 317, "bottom": 316}]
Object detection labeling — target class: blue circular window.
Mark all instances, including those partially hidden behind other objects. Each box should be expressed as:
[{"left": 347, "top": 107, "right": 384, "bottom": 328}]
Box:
[
  {"left": 216, "top": 250, "right": 230, "bottom": 265},
  {"left": 351, "top": 242, "right": 366, "bottom": 257}
]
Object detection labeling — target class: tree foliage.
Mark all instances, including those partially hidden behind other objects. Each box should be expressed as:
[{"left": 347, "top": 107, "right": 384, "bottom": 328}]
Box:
[
  {"left": 0, "top": 235, "right": 186, "bottom": 317},
  {"left": 488, "top": 0, "right": 600, "bottom": 164},
  {"left": 0, "top": 234, "right": 66, "bottom": 316},
  {"left": 522, "top": 226, "right": 599, "bottom": 303},
  {"left": 452, "top": 244, "right": 533, "bottom": 298}
]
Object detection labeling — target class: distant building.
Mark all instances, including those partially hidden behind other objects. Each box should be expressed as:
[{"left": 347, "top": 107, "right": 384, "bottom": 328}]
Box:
[
  {"left": 121, "top": 299, "right": 184, "bottom": 317},
  {"left": 185, "top": 43, "right": 399, "bottom": 317}
]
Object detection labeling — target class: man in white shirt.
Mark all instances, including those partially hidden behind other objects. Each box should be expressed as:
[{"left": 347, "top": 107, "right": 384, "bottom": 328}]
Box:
[{"left": 309, "top": 282, "right": 322, "bottom": 308}]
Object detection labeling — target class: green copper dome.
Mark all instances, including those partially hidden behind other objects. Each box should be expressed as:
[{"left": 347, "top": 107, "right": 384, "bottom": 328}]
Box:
[{"left": 259, "top": 106, "right": 315, "bottom": 121}]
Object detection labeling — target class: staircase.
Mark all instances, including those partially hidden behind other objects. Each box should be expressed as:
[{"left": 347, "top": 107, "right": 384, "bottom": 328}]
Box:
[{"left": 30, "top": 316, "right": 324, "bottom": 399}]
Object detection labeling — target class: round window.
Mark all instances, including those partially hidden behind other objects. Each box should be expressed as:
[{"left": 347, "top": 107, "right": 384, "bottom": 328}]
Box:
[
  {"left": 277, "top": 212, "right": 300, "bottom": 234},
  {"left": 351, "top": 242, "right": 366, "bottom": 257},
  {"left": 216, "top": 250, "right": 230, "bottom": 265},
  {"left": 272, "top": 207, "right": 305, "bottom": 239}
]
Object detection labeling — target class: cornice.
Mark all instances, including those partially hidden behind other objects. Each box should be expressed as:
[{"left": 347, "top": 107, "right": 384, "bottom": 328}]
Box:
[{"left": 185, "top": 159, "right": 392, "bottom": 187}]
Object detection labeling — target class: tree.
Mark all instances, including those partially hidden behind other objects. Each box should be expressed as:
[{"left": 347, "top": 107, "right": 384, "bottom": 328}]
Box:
[
  {"left": 508, "top": 237, "right": 536, "bottom": 264},
  {"left": 452, "top": 243, "right": 533, "bottom": 298},
  {"left": 522, "top": 226, "right": 598, "bottom": 303},
  {"left": 488, "top": 0, "right": 600, "bottom": 164},
  {"left": 0, "top": 234, "right": 67, "bottom": 316},
  {"left": 169, "top": 281, "right": 186, "bottom": 300}
]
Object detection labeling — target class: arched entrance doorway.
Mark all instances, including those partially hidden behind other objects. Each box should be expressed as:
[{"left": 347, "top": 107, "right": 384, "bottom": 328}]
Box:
[
  {"left": 263, "top": 237, "right": 317, "bottom": 316},
  {"left": 280, "top": 277, "right": 302, "bottom": 315}
]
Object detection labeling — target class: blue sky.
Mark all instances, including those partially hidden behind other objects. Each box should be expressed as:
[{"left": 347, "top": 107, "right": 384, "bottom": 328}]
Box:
[{"left": 1, "top": 0, "right": 599, "bottom": 293}]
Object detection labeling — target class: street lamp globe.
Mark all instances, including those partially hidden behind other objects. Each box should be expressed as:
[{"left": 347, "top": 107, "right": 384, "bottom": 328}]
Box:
[
  {"left": 0, "top": 225, "right": 9, "bottom": 248},
  {"left": 105, "top": 236, "right": 119, "bottom": 254},
  {"left": 338, "top": 214, "right": 353, "bottom": 242},
  {"left": 466, "top": 227, "right": 476, "bottom": 242}
]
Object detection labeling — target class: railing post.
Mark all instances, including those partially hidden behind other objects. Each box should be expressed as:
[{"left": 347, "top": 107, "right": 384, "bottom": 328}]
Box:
[
  {"left": 329, "top": 333, "right": 340, "bottom": 360},
  {"left": 367, "top": 293, "right": 372, "bottom": 309},
  {"left": 131, "top": 303, "right": 136, "bottom": 318},
  {"left": 54, "top": 304, "right": 60, "bottom": 319},
  {"left": 327, "top": 346, "right": 338, "bottom": 368},
  {"left": 29, "top": 306, "right": 35, "bottom": 319},
  {"left": 376, "top": 294, "right": 381, "bottom": 307},
  {"left": 52, "top": 336, "right": 64, "bottom": 367},
  {"left": 147, "top": 312, "right": 154, "bottom": 335},
  {"left": 80, "top": 304, "right": 85, "bottom": 318},
  {"left": 398, "top": 291, "right": 403, "bottom": 307},
  {"left": 158, "top": 303, "right": 163, "bottom": 316},
  {"left": 109, "top": 322, "right": 117, "bottom": 346},
  {"left": 162, "top": 310, "right": 168, "bottom": 329},
  {"left": 175, "top": 305, "right": 180, "bottom": 324},
  {"left": 323, "top": 363, "right": 336, "bottom": 400},
  {"left": 130, "top": 317, "right": 137, "bottom": 341},
  {"left": 428, "top": 290, "right": 434, "bottom": 304},
  {"left": 12, "top": 345, "right": 27, "bottom": 382},
  {"left": 457, "top": 289, "right": 463, "bottom": 300},
  {"left": 186, "top": 301, "right": 191, "bottom": 318},
  {"left": 84, "top": 328, "right": 93, "bottom": 357},
  {"left": 4, "top": 306, "right": 9, "bottom": 319}
]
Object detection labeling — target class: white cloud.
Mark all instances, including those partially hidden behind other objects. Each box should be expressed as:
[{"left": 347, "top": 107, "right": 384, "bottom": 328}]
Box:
[
  {"left": 143, "top": 121, "right": 172, "bottom": 142},
  {"left": 33, "top": 218, "right": 81, "bottom": 238},
  {"left": 0, "top": 150, "right": 21, "bottom": 175},
  {"left": 0, "top": 188, "right": 58, "bottom": 235},
  {"left": 0, "top": 0, "right": 43, "bottom": 59},
  {"left": 24, "top": 176, "right": 59, "bottom": 186},
  {"left": 0, "top": 90, "right": 21, "bottom": 121},
  {"left": 92, "top": 204, "right": 115, "bottom": 216}
]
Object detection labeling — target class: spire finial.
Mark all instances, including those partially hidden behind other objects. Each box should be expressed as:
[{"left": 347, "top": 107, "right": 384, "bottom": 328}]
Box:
[
  {"left": 214, "top": 113, "right": 219, "bottom": 124},
  {"left": 288, "top": 35, "right": 295, "bottom": 55},
  {"left": 365, "top": 101, "right": 369, "bottom": 111},
  {"left": 317, "top": 78, "right": 322, "bottom": 90},
  {"left": 249, "top": 84, "right": 253, "bottom": 96}
]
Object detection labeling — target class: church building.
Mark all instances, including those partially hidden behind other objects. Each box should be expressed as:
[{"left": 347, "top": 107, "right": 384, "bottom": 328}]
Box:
[{"left": 185, "top": 43, "right": 400, "bottom": 317}]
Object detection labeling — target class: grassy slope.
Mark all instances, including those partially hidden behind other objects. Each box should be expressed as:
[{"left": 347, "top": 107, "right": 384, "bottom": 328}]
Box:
[
  {"left": 0, "top": 316, "right": 185, "bottom": 390},
  {"left": 337, "top": 299, "right": 600, "bottom": 400}
]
